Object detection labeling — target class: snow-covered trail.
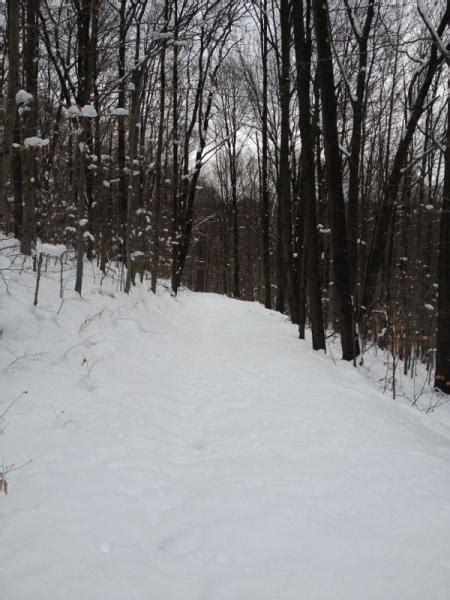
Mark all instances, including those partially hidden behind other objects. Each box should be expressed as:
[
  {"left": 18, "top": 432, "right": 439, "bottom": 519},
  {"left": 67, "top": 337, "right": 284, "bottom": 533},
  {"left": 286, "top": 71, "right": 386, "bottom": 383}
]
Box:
[{"left": 2, "top": 282, "right": 450, "bottom": 599}]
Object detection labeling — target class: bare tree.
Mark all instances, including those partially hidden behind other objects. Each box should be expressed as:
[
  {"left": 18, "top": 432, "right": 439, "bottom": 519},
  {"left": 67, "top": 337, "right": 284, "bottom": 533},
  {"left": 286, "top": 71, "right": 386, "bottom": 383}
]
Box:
[
  {"left": 312, "top": 0, "right": 357, "bottom": 360},
  {"left": 292, "top": 0, "right": 325, "bottom": 350},
  {"left": 0, "top": 0, "right": 20, "bottom": 228}
]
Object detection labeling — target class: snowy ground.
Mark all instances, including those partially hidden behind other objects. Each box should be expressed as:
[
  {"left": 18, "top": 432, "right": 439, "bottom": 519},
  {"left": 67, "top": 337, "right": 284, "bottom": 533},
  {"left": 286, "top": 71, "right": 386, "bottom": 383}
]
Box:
[{"left": 1, "top": 241, "right": 450, "bottom": 600}]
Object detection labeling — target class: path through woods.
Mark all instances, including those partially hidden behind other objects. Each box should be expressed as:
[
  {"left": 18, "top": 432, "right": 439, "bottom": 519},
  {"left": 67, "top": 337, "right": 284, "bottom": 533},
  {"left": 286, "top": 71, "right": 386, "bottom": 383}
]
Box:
[{"left": 1, "top": 279, "right": 450, "bottom": 599}]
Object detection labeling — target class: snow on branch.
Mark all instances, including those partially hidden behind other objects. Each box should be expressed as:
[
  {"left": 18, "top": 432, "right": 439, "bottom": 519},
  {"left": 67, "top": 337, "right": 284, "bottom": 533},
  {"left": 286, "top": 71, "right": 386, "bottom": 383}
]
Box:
[
  {"left": 23, "top": 137, "right": 49, "bottom": 148},
  {"left": 15, "top": 90, "right": 33, "bottom": 106},
  {"left": 67, "top": 104, "right": 98, "bottom": 119}
]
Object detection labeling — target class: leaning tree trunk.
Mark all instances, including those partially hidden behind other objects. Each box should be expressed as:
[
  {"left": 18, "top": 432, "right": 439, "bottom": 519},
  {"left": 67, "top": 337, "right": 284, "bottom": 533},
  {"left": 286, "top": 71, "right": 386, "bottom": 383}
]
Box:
[{"left": 362, "top": 7, "right": 449, "bottom": 311}]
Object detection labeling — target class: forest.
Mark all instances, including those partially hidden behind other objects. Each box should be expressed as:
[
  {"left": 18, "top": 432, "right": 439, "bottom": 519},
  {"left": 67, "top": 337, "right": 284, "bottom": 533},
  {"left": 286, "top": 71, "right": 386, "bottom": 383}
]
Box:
[
  {"left": 3, "top": 2, "right": 450, "bottom": 598},
  {"left": 0, "top": 0, "right": 449, "bottom": 392}
]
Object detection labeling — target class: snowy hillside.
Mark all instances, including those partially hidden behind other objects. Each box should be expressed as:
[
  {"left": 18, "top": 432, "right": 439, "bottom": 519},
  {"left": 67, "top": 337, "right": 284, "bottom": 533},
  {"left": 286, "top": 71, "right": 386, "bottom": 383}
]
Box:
[{"left": 1, "top": 243, "right": 450, "bottom": 600}]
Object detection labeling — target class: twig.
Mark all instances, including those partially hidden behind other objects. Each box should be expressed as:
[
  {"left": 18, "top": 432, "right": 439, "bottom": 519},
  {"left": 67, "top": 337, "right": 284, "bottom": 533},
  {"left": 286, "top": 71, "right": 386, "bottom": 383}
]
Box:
[{"left": 0, "top": 390, "right": 27, "bottom": 422}]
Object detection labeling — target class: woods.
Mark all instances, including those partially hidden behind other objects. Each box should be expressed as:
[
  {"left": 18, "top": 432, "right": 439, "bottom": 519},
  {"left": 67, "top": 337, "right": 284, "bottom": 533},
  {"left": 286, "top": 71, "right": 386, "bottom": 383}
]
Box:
[{"left": 1, "top": 0, "right": 449, "bottom": 392}]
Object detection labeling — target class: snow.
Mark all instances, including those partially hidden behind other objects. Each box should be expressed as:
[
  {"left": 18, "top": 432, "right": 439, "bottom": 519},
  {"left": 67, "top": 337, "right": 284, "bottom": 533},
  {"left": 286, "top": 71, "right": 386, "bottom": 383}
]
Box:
[
  {"left": 339, "top": 144, "right": 350, "bottom": 157},
  {"left": 67, "top": 104, "right": 81, "bottom": 118},
  {"left": 15, "top": 90, "right": 33, "bottom": 106},
  {"left": 1, "top": 239, "right": 450, "bottom": 600},
  {"left": 35, "top": 242, "right": 66, "bottom": 257},
  {"left": 67, "top": 104, "right": 97, "bottom": 118},
  {"left": 83, "top": 231, "right": 95, "bottom": 242},
  {"left": 81, "top": 105, "right": 97, "bottom": 118},
  {"left": 23, "top": 137, "right": 49, "bottom": 148},
  {"left": 111, "top": 107, "right": 129, "bottom": 116},
  {"left": 150, "top": 31, "right": 173, "bottom": 41}
]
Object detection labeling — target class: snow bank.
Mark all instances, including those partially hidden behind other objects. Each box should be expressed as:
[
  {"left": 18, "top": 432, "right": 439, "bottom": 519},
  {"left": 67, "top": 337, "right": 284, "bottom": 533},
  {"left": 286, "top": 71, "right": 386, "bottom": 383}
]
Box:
[{"left": 36, "top": 242, "right": 66, "bottom": 257}]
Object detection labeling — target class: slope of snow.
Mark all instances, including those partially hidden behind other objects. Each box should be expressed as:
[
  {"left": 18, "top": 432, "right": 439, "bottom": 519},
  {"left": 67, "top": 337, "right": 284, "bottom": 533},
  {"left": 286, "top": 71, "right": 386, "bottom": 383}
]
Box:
[{"left": 1, "top": 241, "right": 450, "bottom": 600}]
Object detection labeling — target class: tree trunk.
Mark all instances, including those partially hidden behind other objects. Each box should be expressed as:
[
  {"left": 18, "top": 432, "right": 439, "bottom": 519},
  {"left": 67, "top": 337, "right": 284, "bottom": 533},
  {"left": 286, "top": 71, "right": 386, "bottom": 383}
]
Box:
[
  {"left": 231, "top": 152, "right": 240, "bottom": 299},
  {"left": 292, "top": 0, "right": 325, "bottom": 351},
  {"left": 171, "top": 0, "right": 180, "bottom": 294},
  {"left": 261, "top": 0, "right": 271, "bottom": 309},
  {"left": 0, "top": 0, "right": 20, "bottom": 226},
  {"left": 435, "top": 87, "right": 450, "bottom": 393},
  {"left": 278, "top": 0, "right": 297, "bottom": 321},
  {"left": 312, "top": 0, "right": 357, "bottom": 361},
  {"left": 117, "top": 0, "right": 127, "bottom": 258},
  {"left": 344, "top": 0, "right": 374, "bottom": 292},
  {"left": 151, "top": 0, "right": 169, "bottom": 293},
  {"left": 21, "top": 0, "right": 40, "bottom": 256},
  {"left": 74, "top": 0, "right": 97, "bottom": 294}
]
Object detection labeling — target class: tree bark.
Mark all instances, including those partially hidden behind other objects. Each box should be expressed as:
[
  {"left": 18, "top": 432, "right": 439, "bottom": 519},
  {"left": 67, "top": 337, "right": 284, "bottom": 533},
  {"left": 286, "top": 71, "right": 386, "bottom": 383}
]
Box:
[
  {"left": 261, "top": 0, "right": 271, "bottom": 309},
  {"left": 293, "top": 0, "right": 325, "bottom": 351},
  {"left": 21, "top": 0, "right": 40, "bottom": 256},
  {"left": 151, "top": 0, "right": 169, "bottom": 293},
  {"left": 435, "top": 82, "right": 450, "bottom": 393},
  {"left": 312, "top": 0, "right": 357, "bottom": 360},
  {"left": 344, "top": 0, "right": 374, "bottom": 292},
  {"left": 279, "top": 0, "right": 299, "bottom": 322},
  {"left": 171, "top": 0, "right": 180, "bottom": 294},
  {"left": 0, "top": 0, "right": 20, "bottom": 230}
]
